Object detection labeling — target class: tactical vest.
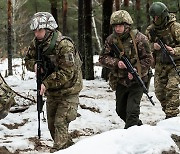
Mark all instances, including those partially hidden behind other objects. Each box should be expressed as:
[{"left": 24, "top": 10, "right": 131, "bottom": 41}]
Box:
[
  {"left": 39, "top": 31, "right": 82, "bottom": 79},
  {"left": 152, "top": 22, "right": 179, "bottom": 64},
  {"left": 112, "top": 29, "right": 141, "bottom": 77}
]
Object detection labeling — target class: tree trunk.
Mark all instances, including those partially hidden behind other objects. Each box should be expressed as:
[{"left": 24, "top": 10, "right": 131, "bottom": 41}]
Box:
[
  {"left": 124, "top": 0, "right": 129, "bottom": 7},
  {"left": 115, "top": 0, "right": 120, "bottom": 10},
  {"left": 7, "top": 0, "right": 13, "bottom": 75},
  {"left": 84, "top": 0, "right": 94, "bottom": 80},
  {"left": 146, "top": 0, "right": 151, "bottom": 27},
  {"left": 101, "top": 0, "right": 113, "bottom": 81},
  {"left": 92, "top": 11, "right": 102, "bottom": 54},
  {"left": 49, "top": 0, "right": 58, "bottom": 28},
  {"left": 78, "top": 0, "right": 85, "bottom": 78},
  {"left": 136, "top": 0, "right": 141, "bottom": 31},
  {"left": 62, "top": 0, "right": 67, "bottom": 35}
]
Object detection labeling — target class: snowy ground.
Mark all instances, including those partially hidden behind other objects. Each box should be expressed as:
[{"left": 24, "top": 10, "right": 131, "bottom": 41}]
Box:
[{"left": 0, "top": 57, "right": 179, "bottom": 154}]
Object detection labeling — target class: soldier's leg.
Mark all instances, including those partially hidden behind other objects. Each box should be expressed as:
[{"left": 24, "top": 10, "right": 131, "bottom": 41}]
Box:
[
  {"left": 51, "top": 94, "right": 79, "bottom": 152},
  {"left": 125, "top": 83, "right": 143, "bottom": 129},
  {"left": 154, "top": 68, "right": 168, "bottom": 112},
  {"left": 165, "top": 70, "right": 179, "bottom": 118},
  {"left": 46, "top": 97, "right": 58, "bottom": 140},
  {"left": 115, "top": 84, "right": 128, "bottom": 123}
]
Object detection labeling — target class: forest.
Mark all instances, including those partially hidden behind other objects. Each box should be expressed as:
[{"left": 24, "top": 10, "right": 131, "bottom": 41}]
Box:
[
  {"left": 0, "top": 0, "right": 180, "bottom": 153},
  {"left": 0, "top": 0, "right": 180, "bottom": 79}
]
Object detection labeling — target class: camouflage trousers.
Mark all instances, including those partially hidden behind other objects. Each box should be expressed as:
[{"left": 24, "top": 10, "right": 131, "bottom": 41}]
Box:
[
  {"left": 46, "top": 94, "right": 79, "bottom": 151},
  {"left": 154, "top": 64, "right": 180, "bottom": 118},
  {"left": 0, "top": 74, "right": 16, "bottom": 120},
  {"left": 115, "top": 83, "right": 143, "bottom": 129}
]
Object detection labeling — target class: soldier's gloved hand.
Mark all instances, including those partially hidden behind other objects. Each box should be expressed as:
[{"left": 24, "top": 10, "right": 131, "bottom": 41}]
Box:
[
  {"left": 154, "top": 43, "right": 161, "bottom": 50},
  {"left": 40, "top": 84, "right": 46, "bottom": 95},
  {"left": 118, "top": 61, "right": 127, "bottom": 69}
]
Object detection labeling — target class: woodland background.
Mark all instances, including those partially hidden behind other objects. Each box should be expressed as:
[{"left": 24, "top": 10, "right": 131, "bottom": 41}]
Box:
[{"left": 0, "top": 0, "right": 180, "bottom": 79}]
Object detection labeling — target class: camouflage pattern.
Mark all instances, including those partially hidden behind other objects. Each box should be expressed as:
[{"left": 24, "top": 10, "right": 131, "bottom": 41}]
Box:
[
  {"left": 110, "top": 10, "right": 133, "bottom": 25},
  {"left": 25, "top": 30, "right": 83, "bottom": 151},
  {"left": 0, "top": 74, "right": 16, "bottom": 120},
  {"left": 99, "top": 29, "right": 152, "bottom": 89},
  {"left": 146, "top": 13, "right": 180, "bottom": 118},
  {"left": 99, "top": 12, "right": 152, "bottom": 128},
  {"left": 30, "top": 12, "right": 58, "bottom": 30},
  {"left": 46, "top": 94, "right": 78, "bottom": 151}
]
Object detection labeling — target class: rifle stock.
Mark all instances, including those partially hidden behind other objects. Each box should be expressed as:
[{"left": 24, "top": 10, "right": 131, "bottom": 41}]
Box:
[{"left": 112, "top": 43, "right": 155, "bottom": 106}]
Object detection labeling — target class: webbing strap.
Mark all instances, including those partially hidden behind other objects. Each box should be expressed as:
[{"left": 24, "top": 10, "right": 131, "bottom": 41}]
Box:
[
  {"left": 45, "top": 31, "right": 58, "bottom": 55},
  {"left": 130, "top": 31, "right": 142, "bottom": 77}
]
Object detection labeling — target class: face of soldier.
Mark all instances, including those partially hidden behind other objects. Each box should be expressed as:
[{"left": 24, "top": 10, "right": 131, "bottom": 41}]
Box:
[
  {"left": 153, "top": 16, "right": 162, "bottom": 25},
  {"left": 34, "top": 28, "right": 46, "bottom": 41},
  {"left": 114, "top": 24, "right": 124, "bottom": 34}
]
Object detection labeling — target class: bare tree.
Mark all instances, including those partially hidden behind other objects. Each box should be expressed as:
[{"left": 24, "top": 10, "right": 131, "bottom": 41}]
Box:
[
  {"left": 115, "top": 0, "right": 120, "bottom": 10},
  {"left": 101, "top": 0, "right": 113, "bottom": 81},
  {"left": 62, "top": 0, "right": 67, "bottom": 35},
  {"left": 146, "top": 0, "right": 151, "bottom": 27},
  {"left": 124, "top": 0, "right": 129, "bottom": 7},
  {"left": 136, "top": 0, "right": 141, "bottom": 31},
  {"left": 92, "top": 11, "right": 102, "bottom": 53},
  {"left": 49, "top": 0, "right": 58, "bottom": 28},
  {"left": 78, "top": 0, "right": 85, "bottom": 78},
  {"left": 84, "top": 0, "right": 94, "bottom": 80},
  {"left": 7, "top": 0, "right": 13, "bottom": 75}
]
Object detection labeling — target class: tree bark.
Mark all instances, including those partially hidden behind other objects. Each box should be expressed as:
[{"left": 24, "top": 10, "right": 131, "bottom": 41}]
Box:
[
  {"left": 146, "top": 0, "right": 151, "bottom": 27},
  {"left": 62, "top": 0, "right": 67, "bottom": 35},
  {"left": 136, "top": 0, "right": 141, "bottom": 31},
  {"left": 92, "top": 11, "right": 102, "bottom": 53},
  {"left": 49, "top": 0, "right": 58, "bottom": 29},
  {"left": 101, "top": 0, "right": 113, "bottom": 81},
  {"left": 84, "top": 0, "right": 94, "bottom": 80},
  {"left": 7, "top": 0, "right": 13, "bottom": 75},
  {"left": 78, "top": 0, "right": 85, "bottom": 78}
]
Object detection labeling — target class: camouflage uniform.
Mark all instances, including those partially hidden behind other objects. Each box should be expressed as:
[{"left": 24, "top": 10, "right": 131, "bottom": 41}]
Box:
[
  {"left": 0, "top": 74, "right": 16, "bottom": 120},
  {"left": 99, "top": 10, "right": 152, "bottom": 129},
  {"left": 146, "top": 2, "right": 180, "bottom": 118},
  {"left": 25, "top": 12, "right": 83, "bottom": 152}
]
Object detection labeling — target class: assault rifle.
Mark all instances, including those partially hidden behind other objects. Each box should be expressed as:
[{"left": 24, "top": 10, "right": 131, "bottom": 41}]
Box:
[
  {"left": 112, "top": 43, "right": 155, "bottom": 106},
  {"left": 150, "top": 30, "right": 180, "bottom": 77},
  {"left": 36, "top": 44, "right": 45, "bottom": 139}
]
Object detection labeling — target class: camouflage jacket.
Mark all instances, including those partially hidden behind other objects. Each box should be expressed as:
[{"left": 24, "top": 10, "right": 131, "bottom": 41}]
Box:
[
  {"left": 25, "top": 30, "right": 83, "bottom": 96},
  {"left": 99, "top": 29, "right": 152, "bottom": 88},
  {"left": 146, "top": 13, "right": 180, "bottom": 65}
]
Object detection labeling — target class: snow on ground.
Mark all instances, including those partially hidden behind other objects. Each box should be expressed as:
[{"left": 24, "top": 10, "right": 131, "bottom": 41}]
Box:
[{"left": 0, "top": 57, "right": 179, "bottom": 154}]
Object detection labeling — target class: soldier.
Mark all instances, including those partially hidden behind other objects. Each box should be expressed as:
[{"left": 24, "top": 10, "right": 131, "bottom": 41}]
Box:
[
  {"left": 99, "top": 10, "right": 152, "bottom": 129},
  {"left": 25, "top": 12, "right": 83, "bottom": 152},
  {"left": 145, "top": 2, "right": 180, "bottom": 119},
  {"left": 0, "top": 73, "right": 16, "bottom": 120}
]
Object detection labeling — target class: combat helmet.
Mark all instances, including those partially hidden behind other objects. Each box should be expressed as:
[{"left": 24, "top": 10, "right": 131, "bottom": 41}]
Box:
[
  {"left": 30, "top": 12, "right": 58, "bottom": 30},
  {"left": 110, "top": 10, "right": 133, "bottom": 25},
  {"left": 149, "top": 2, "right": 169, "bottom": 26}
]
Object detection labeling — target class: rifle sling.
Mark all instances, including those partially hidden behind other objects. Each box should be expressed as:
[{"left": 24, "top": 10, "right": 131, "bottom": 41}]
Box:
[
  {"left": 130, "top": 31, "right": 142, "bottom": 77},
  {"left": 45, "top": 31, "right": 58, "bottom": 55}
]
